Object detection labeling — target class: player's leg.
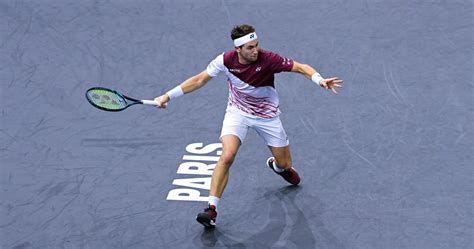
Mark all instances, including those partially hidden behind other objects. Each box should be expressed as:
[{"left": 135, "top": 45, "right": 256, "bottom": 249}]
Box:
[
  {"left": 253, "top": 116, "right": 301, "bottom": 185},
  {"left": 210, "top": 134, "right": 241, "bottom": 198},
  {"left": 267, "top": 145, "right": 300, "bottom": 185},
  {"left": 196, "top": 135, "right": 241, "bottom": 228},
  {"left": 211, "top": 111, "right": 248, "bottom": 199},
  {"left": 196, "top": 111, "right": 248, "bottom": 228},
  {"left": 268, "top": 144, "right": 292, "bottom": 170}
]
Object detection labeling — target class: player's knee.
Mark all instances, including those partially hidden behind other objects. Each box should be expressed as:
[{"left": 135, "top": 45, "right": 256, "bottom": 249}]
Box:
[{"left": 219, "top": 151, "right": 237, "bottom": 167}]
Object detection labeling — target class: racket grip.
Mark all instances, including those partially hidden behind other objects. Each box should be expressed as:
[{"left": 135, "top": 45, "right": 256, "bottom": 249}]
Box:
[{"left": 141, "top": 100, "right": 157, "bottom": 105}]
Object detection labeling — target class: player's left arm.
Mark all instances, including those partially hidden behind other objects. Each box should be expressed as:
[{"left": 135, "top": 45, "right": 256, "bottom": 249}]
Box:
[{"left": 291, "top": 61, "right": 343, "bottom": 94}]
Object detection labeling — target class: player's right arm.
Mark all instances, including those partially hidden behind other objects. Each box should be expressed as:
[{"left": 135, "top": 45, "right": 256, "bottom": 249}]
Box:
[
  {"left": 154, "top": 70, "right": 212, "bottom": 108},
  {"left": 291, "top": 61, "right": 343, "bottom": 94},
  {"left": 155, "top": 53, "right": 223, "bottom": 108}
]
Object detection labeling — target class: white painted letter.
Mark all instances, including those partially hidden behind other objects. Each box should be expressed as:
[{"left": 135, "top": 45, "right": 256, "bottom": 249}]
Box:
[
  {"left": 186, "top": 143, "right": 222, "bottom": 155},
  {"left": 177, "top": 162, "right": 216, "bottom": 175},
  {"left": 166, "top": 189, "right": 208, "bottom": 202},
  {"left": 172, "top": 177, "right": 211, "bottom": 190}
]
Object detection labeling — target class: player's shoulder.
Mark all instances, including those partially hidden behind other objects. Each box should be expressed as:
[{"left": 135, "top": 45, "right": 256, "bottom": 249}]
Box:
[
  {"left": 222, "top": 50, "right": 239, "bottom": 67},
  {"left": 208, "top": 52, "right": 226, "bottom": 66},
  {"left": 223, "top": 50, "right": 237, "bottom": 60}
]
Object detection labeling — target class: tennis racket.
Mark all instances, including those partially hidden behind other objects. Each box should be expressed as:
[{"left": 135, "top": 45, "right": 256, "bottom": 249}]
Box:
[{"left": 85, "top": 87, "right": 157, "bottom": 112}]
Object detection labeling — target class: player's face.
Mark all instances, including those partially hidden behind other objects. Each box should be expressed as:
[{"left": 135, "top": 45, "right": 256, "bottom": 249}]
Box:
[{"left": 238, "top": 40, "right": 259, "bottom": 63}]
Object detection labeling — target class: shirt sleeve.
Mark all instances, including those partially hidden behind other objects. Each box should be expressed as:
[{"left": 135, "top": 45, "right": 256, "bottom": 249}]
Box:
[
  {"left": 206, "top": 53, "right": 225, "bottom": 77},
  {"left": 268, "top": 51, "right": 294, "bottom": 73}
]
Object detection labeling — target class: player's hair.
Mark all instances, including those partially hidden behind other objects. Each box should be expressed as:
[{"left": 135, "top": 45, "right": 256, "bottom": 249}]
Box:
[{"left": 231, "top": 24, "right": 256, "bottom": 41}]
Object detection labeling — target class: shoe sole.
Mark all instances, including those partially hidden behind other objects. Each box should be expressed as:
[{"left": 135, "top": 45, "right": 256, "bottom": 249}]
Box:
[{"left": 196, "top": 215, "right": 216, "bottom": 228}]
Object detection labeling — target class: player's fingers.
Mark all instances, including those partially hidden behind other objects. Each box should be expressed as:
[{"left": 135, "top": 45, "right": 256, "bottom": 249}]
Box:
[
  {"left": 156, "top": 102, "right": 166, "bottom": 108},
  {"left": 331, "top": 88, "right": 338, "bottom": 94}
]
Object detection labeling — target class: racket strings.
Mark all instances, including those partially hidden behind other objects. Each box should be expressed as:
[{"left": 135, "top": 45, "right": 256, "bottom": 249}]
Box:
[{"left": 87, "top": 89, "right": 127, "bottom": 110}]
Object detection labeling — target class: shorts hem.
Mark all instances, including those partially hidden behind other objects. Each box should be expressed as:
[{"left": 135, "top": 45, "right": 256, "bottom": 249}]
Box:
[
  {"left": 219, "top": 133, "right": 244, "bottom": 144},
  {"left": 266, "top": 140, "right": 290, "bottom": 148}
]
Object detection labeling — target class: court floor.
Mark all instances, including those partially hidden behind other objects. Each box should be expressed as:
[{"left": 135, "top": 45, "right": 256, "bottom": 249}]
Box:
[{"left": 1, "top": 0, "right": 472, "bottom": 248}]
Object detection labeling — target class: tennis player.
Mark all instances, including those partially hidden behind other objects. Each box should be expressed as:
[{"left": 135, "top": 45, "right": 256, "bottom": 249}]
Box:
[{"left": 154, "top": 24, "right": 342, "bottom": 228}]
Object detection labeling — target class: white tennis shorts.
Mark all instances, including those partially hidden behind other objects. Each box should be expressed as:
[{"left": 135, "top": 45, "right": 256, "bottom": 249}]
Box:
[{"left": 220, "top": 110, "right": 289, "bottom": 147}]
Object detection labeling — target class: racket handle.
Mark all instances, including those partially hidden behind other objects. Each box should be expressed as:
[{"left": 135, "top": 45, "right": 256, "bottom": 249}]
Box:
[{"left": 141, "top": 100, "right": 157, "bottom": 105}]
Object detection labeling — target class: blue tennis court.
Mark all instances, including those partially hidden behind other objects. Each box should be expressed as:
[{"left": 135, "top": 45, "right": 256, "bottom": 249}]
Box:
[{"left": 1, "top": 0, "right": 472, "bottom": 248}]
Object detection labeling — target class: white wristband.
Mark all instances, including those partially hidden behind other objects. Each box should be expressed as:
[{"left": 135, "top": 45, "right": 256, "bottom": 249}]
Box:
[
  {"left": 166, "top": 86, "right": 184, "bottom": 99},
  {"left": 311, "top": 73, "right": 324, "bottom": 86}
]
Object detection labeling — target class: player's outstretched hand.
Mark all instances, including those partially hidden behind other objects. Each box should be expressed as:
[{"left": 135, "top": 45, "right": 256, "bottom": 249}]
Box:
[
  {"left": 320, "top": 77, "right": 343, "bottom": 94},
  {"left": 154, "top": 94, "right": 170, "bottom": 108}
]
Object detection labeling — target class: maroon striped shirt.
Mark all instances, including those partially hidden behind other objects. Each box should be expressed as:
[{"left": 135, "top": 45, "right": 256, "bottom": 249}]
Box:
[{"left": 207, "top": 49, "right": 294, "bottom": 118}]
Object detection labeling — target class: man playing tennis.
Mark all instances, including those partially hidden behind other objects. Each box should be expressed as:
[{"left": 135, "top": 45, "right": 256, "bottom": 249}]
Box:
[{"left": 154, "top": 24, "right": 342, "bottom": 228}]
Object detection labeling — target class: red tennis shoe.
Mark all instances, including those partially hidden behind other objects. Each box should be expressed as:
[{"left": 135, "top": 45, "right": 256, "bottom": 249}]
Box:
[
  {"left": 267, "top": 157, "right": 301, "bottom": 185},
  {"left": 196, "top": 204, "right": 217, "bottom": 228}
]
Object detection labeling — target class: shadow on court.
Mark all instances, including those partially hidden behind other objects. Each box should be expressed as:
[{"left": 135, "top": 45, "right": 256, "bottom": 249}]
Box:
[{"left": 197, "top": 186, "right": 345, "bottom": 249}]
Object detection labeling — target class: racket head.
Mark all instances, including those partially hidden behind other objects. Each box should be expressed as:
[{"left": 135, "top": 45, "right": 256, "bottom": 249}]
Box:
[{"left": 85, "top": 87, "right": 129, "bottom": 112}]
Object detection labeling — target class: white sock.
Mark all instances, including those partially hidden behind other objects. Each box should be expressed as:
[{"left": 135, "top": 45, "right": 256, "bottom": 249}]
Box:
[
  {"left": 272, "top": 160, "right": 285, "bottom": 173},
  {"left": 208, "top": 196, "right": 220, "bottom": 209}
]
